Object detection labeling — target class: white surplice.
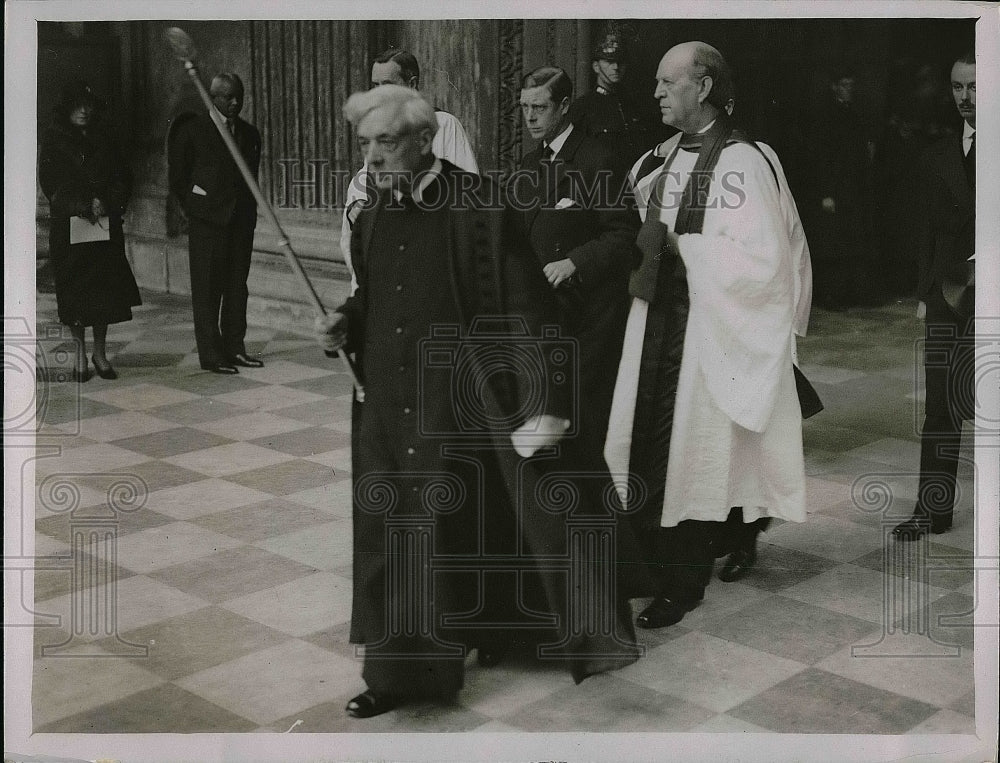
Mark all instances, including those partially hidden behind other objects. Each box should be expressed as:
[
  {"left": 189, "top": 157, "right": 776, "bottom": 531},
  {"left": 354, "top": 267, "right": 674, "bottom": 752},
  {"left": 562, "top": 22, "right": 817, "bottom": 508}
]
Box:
[{"left": 605, "top": 134, "right": 812, "bottom": 527}]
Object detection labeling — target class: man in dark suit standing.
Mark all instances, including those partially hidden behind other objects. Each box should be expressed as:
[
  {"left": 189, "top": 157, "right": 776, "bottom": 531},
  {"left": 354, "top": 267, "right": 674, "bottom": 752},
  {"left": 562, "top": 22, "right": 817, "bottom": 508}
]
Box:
[
  {"left": 169, "top": 72, "right": 264, "bottom": 374},
  {"left": 894, "top": 51, "right": 976, "bottom": 540},
  {"left": 513, "top": 65, "right": 638, "bottom": 465}
]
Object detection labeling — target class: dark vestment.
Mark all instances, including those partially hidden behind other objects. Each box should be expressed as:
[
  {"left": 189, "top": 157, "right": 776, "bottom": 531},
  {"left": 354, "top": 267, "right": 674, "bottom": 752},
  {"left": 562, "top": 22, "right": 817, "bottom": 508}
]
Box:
[
  {"left": 913, "top": 132, "right": 975, "bottom": 526},
  {"left": 168, "top": 111, "right": 261, "bottom": 366},
  {"left": 38, "top": 121, "right": 141, "bottom": 326},
  {"left": 515, "top": 128, "right": 637, "bottom": 466},
  {"left": 339, "top": 162, "right": 641, "bottom": 697}
]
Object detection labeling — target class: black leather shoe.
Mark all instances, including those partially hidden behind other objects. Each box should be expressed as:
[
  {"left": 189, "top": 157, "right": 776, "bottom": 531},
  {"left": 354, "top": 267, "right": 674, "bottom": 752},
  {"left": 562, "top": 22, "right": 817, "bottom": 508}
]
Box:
[
  {"left": 636, "top": 597, "right": 699, "bottom": 629},
  {"left": 92, "top": 355, "right": 118, "bottom": 380},
  {"left": 203, "top": 363, "right": 239, "bottom": 375},
  {"left": 346, "top": 689, "right": 399, "bottom": 718},
  {"left": 229, "top": 353, "right": 264, "bottom": 368},
  {"left": 477, "top": 645, "right": 509, "bottom": 668},
  {"left": 892, "top": 516, "right": 952, "bottom": 542},
  {"left": 719, "top": 548, "right": 757, "bottom": 582}
]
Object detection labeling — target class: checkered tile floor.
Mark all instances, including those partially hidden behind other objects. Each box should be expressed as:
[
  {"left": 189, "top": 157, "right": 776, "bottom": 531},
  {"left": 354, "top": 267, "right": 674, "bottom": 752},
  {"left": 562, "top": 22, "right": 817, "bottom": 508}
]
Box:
[{"left": 26, "top": 290, "right": 979, "bottom": 734}]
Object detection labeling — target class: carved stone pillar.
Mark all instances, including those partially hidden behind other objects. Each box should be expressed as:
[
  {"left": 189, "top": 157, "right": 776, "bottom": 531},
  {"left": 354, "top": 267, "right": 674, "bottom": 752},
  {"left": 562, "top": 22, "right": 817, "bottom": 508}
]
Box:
[{"left": 248, "top": 20, "right": 393, "bottom": 224}]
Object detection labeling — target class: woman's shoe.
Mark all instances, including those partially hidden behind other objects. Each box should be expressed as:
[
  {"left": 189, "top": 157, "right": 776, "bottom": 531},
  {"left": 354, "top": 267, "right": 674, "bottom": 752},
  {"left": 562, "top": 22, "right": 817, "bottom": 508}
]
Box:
[
  {"left": 92, "top": 355, "right": 118, "bottom": 380},
  {"left": 345, "top": 689, "right": 400, "bottom": 718}
]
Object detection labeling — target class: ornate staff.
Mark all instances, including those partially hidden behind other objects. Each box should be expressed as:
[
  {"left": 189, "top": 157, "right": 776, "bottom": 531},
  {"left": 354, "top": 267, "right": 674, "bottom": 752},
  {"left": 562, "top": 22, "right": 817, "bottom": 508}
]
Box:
[{"left": 164, "top": 26, "right": 365, "bottom": 401}]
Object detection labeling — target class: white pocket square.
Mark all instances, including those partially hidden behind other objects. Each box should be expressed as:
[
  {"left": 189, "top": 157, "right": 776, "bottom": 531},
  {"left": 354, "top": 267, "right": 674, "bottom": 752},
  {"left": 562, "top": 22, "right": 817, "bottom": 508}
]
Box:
[
  {"left": 555, "top": 197, "right": 577, "bottom": 210},
  {"left": 191, "top": 184, "right": 208, "bottom": 196}
]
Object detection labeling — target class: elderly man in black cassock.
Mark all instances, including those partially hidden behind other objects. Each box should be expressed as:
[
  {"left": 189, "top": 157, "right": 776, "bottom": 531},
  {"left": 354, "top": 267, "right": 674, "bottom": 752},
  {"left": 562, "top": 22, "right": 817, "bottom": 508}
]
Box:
[{"left": 316, "top": 85, "right": 641, "bottom": 719}]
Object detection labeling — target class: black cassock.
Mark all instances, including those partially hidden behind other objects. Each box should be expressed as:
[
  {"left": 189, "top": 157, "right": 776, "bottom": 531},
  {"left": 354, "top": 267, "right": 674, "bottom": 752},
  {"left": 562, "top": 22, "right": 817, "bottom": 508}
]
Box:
[{"left": 338, "top": 162, "right": 642, "bottom": 698}]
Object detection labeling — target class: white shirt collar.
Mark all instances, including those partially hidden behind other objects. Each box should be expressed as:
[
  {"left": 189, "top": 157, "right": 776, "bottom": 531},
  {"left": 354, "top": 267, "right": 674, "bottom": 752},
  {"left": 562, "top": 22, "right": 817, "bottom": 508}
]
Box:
[
  {"left": 545, "top": 124, "right": 574, "bottom": 159},
  {"left": 963, "top": 121, "right": 975, "bottom": 140},
  {"left": 698, "top": 119, "right": 716, "bottom": 134},
  {"left": 210, "top": 105, "right": 231, "bottom": 129},
  {"left": 393, "top": 157, "right": 443, "bottom": 205}
]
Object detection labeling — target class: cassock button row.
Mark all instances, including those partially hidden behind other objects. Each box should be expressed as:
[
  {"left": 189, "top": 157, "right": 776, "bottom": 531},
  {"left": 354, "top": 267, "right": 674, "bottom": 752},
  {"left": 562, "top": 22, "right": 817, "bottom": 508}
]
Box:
[
  {"left": 407, "top": 447, "right": 415, "bottom": 455},
  {"left": 398, "top": 365, "right": 406, "bottom": 372},
  {"left": 403, "top": 407, "right": 411, "bottom": 414},
  {"left": 395, "top": 327, "right": 403, "bottom": 334},
  {"left": 398, "top": 244, "right": 406, "bottom": 251},
  {"left": 396, "top": 284, "right": 403, "bottom": 292}
]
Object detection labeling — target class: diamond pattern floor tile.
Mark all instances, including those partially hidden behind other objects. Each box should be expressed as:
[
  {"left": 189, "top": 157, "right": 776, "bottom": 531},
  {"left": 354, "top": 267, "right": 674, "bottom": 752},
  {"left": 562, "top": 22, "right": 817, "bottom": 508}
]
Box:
[
  {"left": 149, "top": 545, "right": 319, "bottom": 603},
  {"left": 728, "top": 667, "right": 939, "bottom": 733},
  {"left": 616, "top": 631, "right": 807, "bottom": 714},
  {"left": 97, "top": 605, "right": 292, "bottom": 681},
  {"left": 175, "top": 639, "right": 359, "bottom": 725},
  {"left": 31, "top": 645, "right": 165, "bottom": 729},
  {"left": 35, "top": 681, "right": 260, "bottom": 733},
  {"left": 21, "top": 292, "right": 981, "bottom": 736},
  {"left": 219, "top": 571, "right": 352, "bottom": 637}
]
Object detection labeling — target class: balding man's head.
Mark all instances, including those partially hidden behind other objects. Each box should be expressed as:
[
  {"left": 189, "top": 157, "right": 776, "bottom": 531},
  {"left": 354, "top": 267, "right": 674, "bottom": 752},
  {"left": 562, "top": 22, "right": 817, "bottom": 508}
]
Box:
[
  {"left": 210, "top": 73, "right": 245, "bottom": 119},
  {"left": 654, "top": 42, "right": 731, "bottom": 132}
]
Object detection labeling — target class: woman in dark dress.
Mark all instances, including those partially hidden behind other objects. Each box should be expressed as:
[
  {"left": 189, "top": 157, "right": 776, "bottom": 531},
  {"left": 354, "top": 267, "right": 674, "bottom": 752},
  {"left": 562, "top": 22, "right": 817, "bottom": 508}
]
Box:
[{"left": 38, "top": 80, "right": 141, "bottom": 381}]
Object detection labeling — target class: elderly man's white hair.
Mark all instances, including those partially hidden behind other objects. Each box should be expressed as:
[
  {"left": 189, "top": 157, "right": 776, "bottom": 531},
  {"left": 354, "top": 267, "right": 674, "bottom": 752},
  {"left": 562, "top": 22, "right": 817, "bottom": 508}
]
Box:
[{"left": 343, "top": 84, "right": 438, "bottom": 139}]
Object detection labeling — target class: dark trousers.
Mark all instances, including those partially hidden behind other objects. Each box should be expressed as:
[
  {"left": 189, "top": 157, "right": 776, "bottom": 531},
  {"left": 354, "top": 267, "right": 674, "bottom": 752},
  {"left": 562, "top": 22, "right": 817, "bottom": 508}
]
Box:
[
  {"left": 188, "top": 215, "right": 255, "bottom": 367},
  {"left": 653, "top": 508, "right": 770, "bottom": 603},
  {"left": 915, "top": 287, "right": 974, "bottom": 526}
]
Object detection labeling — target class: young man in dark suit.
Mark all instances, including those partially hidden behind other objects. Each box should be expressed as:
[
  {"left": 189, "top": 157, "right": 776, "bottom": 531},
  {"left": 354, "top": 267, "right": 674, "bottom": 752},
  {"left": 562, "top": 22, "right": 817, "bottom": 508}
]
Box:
[
  {"left": 513, "top": 65, "right": 638, "bottom": 468},
  {"left": 894, "top": 51, "right": 976, "bottom": 540},
  {"left": 168, "top": 72, "right": 263, "bottom": 374}
]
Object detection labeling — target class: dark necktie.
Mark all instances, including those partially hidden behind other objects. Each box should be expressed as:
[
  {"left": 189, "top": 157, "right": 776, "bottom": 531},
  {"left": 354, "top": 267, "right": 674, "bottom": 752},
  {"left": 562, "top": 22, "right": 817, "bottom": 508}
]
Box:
[
  {"left": 538, "top": 144, "right": 557, "bottom": 205},
  {"left": 964, "top": 132, "right": 975, "bottom": 189},
  {"left": 398, "top": 192, "right": 418, "bottom": 212}
]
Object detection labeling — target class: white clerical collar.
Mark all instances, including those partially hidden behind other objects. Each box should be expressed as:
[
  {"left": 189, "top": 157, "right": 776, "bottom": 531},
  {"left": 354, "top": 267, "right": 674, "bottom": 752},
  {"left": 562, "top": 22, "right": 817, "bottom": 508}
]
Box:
[
  {"left": 654, "top": 119, "right": 717, "bottom": 157},
  {"left": 545, "top": 124, "right": 574, "bottom": 159},
  {"left": 393, "top": 157, "right": 443, "bottom": 204}
]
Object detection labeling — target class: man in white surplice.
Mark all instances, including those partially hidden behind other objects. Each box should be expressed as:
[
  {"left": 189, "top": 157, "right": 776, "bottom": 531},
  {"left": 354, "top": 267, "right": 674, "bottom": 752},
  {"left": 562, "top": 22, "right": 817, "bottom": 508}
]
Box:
[{"left": 604, "top": 41, "right": 812, "bottom": 630}]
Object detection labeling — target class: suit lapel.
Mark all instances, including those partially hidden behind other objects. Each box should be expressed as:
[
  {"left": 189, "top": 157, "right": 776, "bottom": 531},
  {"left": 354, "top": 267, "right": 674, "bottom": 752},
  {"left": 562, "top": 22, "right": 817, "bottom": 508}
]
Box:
[
  {"left": 548, "top": 127, "right": 585, "bottom": 207},
  {"left": 524, "top": 129, "right": 583, "bottom": 234},
  {"left": 937, "top": 135, "right": 973, "bottom": 211},
  {"left": 522, "top": 146, "right": 545, "bottom": 232}
]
